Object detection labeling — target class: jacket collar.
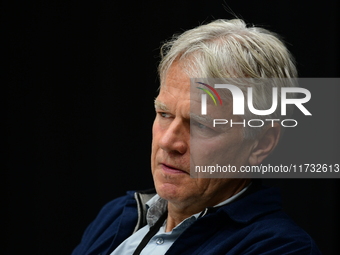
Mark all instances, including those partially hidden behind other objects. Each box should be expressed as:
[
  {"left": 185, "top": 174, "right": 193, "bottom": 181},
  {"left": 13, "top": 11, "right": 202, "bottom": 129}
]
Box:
[
  {"left": 216, "top": 184, "right": 282, "bottom": 224},
  {"left": 131, "top": 183, "right": 282, "bottom": 226}
]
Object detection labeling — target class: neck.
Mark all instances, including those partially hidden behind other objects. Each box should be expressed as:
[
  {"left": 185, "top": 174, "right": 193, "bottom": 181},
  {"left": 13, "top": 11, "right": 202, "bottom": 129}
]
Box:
[{"left": 165, "top": 204, "right": 197, "bottom": 232}]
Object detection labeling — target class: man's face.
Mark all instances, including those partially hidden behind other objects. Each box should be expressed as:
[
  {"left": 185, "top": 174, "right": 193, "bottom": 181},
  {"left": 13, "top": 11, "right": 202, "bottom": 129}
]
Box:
[{"left": 151, "top": 62, "right": 254, "bottom": 210}]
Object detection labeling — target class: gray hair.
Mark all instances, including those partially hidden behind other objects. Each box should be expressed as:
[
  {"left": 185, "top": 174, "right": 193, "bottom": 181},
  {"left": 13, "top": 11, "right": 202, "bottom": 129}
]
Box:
[{"left": 158, "top": 19, "right": 298, "bottom": 139}]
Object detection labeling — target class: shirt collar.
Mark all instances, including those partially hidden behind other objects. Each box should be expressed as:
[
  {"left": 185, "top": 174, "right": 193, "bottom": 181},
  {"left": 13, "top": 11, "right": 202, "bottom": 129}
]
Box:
[{"left": 145, "top": 195, "right": 167, "bottom": 227}]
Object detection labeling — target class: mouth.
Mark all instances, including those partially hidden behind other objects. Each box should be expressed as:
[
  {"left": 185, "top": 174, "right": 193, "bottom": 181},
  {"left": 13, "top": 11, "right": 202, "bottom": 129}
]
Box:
[{"left": 161, "top": 163, "right": 188, "bottom": 175}]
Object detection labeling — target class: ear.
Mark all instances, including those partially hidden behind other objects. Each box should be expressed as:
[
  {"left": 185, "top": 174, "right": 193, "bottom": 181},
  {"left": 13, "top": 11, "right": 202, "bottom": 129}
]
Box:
[{"left": 248, "top": 123, "right": 281, "bottom": 166}]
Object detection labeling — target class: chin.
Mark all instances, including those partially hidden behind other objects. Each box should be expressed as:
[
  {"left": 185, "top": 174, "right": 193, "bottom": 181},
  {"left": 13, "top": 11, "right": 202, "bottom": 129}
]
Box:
[{"left": 155, "top": 181, "right": 181, "bottom": 201}]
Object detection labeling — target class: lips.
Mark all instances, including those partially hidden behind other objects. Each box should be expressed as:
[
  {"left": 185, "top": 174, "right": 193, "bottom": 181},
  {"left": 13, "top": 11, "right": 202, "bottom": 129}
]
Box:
[{"left": 161, "top": 163, "right": 188, "bottom": 175}]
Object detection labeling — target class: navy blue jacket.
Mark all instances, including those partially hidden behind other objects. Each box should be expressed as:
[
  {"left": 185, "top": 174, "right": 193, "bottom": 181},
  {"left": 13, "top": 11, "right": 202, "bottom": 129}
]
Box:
[{"left": 72, "top": 185, "right": 321, "bottom": 255}]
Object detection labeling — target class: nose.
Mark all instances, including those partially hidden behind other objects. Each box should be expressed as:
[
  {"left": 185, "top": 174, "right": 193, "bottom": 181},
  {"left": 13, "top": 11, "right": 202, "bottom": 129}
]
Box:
[{"left": 158, "top": 118, "right": 189, "bottom": 155}]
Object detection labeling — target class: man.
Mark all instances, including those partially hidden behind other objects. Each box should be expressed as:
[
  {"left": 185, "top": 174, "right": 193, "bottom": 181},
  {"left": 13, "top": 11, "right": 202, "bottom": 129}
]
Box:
[{"left": 72, "top": 19, "right": 321, "bottom": 254}]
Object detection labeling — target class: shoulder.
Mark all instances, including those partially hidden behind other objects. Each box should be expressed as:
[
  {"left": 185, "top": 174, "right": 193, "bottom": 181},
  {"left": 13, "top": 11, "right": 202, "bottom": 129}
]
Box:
[
  {"left": 71, "top": 191, "right": 138, "bottom": 255},
  {"left": 215, "top": 185, "right": 321, "bottom": 254},
  {"left": 96, "top": 191, "right": 136, "bottom": 218},
  {"left": 174, "top": 185, "right": 321, "bottom": 255},
  {"left": 239, "top": 211, "right": 321, "bottom": 254},
  {"left": 84, "top": 191, "right": 137, "bottom": 232}
]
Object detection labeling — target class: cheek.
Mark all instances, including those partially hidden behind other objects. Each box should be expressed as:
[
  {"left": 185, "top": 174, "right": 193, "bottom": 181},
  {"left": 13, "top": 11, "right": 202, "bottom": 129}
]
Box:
[
  {"left": 193, "top": 137, "right": 232, "bottom": 157},
  {"left": 192, "top": 134, "right": 245, "bottom": 167},
  {"left": 151, "top": 122, "right": 161, "bottom": 151},
  {"left": 151, "top": 121, "right": 158, "bottom": 166}
]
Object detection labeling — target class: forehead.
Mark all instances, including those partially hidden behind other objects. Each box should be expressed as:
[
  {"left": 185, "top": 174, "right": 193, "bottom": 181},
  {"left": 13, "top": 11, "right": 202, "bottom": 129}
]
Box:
[
  {"left": 156, "top": 63, "right": 235, "bottom": 117},
  {"left": 157, "top": 62, "right": 191, "bottom": 101}
]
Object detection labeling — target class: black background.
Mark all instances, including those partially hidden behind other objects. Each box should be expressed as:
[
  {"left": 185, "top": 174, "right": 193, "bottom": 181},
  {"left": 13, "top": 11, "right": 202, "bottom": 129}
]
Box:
[{"left": 5, "top": 0, "right": 339, "bottom": 254}]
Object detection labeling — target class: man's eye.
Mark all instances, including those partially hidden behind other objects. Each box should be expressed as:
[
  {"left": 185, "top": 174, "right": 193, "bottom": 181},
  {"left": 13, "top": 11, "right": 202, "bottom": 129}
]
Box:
[
  {"left": 196, "top": 122, "right": 208, "bottom": 129},
  {"left": 191, "top": 120, "right": 219, "bottom": 138},
  {"left": 191, "top": 120, "right": 209, "bottom": 130},
  {"left": 159, "top": 112, "right": 171, "bottom": 118}
]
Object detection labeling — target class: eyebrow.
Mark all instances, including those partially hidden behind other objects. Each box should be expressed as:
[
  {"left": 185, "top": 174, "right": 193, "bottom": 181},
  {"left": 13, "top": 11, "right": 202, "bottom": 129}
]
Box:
[
  {"left": 190, "top": 112, "right": 231, "bottom": 132},
  {"left": 154, "top": 100, "right": 229, "bottom": 131},
  {"left": 154, "top": 102, "right": 215, "bottom": 124},
  {"left": 154, "top": 100, "right": 169, "bottom": 111},
  {"left": 189, "top": 113, "right": 215, "bottom": 124}
]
